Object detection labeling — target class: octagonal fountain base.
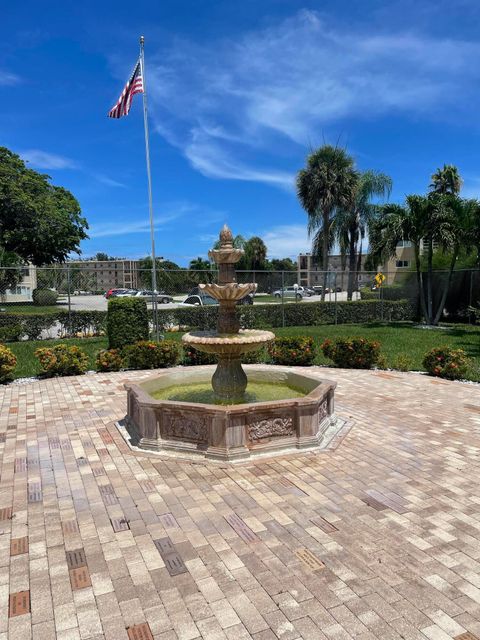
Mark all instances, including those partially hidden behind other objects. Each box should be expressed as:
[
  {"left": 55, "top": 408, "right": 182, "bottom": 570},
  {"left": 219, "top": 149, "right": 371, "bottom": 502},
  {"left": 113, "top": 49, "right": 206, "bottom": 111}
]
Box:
[{"left": 123, "top": 365, "right": 341, "bottom": 462}]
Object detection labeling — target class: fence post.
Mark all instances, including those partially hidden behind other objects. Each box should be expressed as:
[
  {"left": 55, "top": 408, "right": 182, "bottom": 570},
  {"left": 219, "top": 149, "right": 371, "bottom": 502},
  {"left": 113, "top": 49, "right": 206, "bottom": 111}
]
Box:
[
  {"left": 152, "top": 261, "right": 159, "bottom": 340},
  {"left": 66, "top": 264, "right": 72, "bottom": 336},
  {"left": 281, "top": 271, "right": 285, "bottom": 328},
  {"left": 334, "top": 272, "right": 338, "bottom": 325}
]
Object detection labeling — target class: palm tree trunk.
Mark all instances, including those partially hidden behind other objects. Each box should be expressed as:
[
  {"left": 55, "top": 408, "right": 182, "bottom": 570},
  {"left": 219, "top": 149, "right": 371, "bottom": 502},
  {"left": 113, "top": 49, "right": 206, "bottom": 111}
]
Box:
[
  {"left": 355, "top": 242, "right": 363, "bottom": 292},
  {"left": 321, "top": 211, "right": 329, "bottom": 301},
  {"left": 414, "top": 243, "right": 428, "bottom": 322},
  {"left": 347, "top": 228, "right": 356, "bottom": 301},
  {"left": 433, "top": 249, "right": 457, "bottom": 326},
  {"left": 427, "top": 238, "right": 433, "bottom": 324}
]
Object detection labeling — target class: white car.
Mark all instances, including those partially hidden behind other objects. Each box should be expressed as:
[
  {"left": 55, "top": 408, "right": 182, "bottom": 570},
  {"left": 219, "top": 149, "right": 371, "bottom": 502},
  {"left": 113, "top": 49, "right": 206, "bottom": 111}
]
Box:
[{"left": 272, "top": 286, "right": 307, "bottom": 300}]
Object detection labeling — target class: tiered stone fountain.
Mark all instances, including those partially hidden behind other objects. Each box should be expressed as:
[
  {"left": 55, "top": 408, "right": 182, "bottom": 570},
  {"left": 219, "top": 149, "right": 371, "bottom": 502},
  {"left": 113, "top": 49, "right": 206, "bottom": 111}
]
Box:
[
  {"left": 124, "top": 225, "right": 338, "bottom": 462},
  {"left": 182, "top": 224, "right": 275, "bottom": 403}
]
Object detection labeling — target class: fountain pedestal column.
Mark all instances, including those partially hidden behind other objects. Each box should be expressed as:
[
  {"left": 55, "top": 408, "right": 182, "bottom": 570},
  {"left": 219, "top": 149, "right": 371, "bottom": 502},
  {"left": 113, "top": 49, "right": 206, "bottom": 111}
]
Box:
[{"left": 212, "top": 354, "right": 247, "bottom": 403}]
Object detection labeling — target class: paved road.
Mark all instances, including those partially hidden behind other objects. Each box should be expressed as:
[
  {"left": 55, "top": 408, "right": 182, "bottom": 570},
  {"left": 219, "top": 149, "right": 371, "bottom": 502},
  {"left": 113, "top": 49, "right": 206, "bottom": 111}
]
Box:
[{"left": 67, "top": 291, "right": 360, "bottom": 311}]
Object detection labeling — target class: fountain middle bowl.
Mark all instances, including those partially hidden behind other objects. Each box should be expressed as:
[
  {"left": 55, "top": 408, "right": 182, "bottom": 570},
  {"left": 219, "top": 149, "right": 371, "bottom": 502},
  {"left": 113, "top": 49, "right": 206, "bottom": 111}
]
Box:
[{"left": 182, "top": 328, "right": 275, "bottom": 355}]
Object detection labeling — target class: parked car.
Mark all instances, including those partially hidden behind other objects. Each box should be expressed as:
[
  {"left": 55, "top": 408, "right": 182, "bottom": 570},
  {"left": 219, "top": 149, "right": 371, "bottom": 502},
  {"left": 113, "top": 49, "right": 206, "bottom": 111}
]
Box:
[
  {"left": 312, "top": 285, "right": 332, "bottom": 294},
  {"left": 112, "top": 289, "right": 139, "bottom": 298},
  {"left": 182, "top": 294, "right": 218, "bottom": 306},
  {"left": 135, "top": 290, "right": 173, "bottom": 304},
  {"left": 187, "top": 287, "right": 253, "bottom": 305},
  {"left": 272, "top": 286, "right": 307, "bottom": 300},
  {"left": 105, "top": 288, "right": 131, "bottom": 298}
]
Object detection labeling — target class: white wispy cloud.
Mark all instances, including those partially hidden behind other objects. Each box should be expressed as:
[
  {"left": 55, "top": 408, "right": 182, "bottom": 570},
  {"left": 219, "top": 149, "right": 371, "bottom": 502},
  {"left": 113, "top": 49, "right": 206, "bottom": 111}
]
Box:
[
  {"left": 21, "top": 149, "right": 78, "bottom": 170},
  {"left": 140, "top": 10, "right": 480, "bottom": 189},
  {"left": 93, "top": 173, "right": 127, "bottom": 188},
  {"left": 0, "top": 70, "right": 20, "bottom": 86},
  {"left": 263, "top": 224, "right": 310, "bottom": 259},
  {"left": 88, "top": 202, "right": 223, "bottom": 239}
]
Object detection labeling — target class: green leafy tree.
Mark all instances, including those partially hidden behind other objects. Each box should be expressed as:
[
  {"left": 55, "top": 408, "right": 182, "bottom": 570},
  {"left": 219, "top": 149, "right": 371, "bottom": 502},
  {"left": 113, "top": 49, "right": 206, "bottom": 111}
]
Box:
[
  {"left": 0, "top": 147, "right": 88, "bottom": 264},
  {"left": 0, "top": 248, "right": 24, "bottom": 300},
  {"left": 297, "top": 145, "right": 357, "bottom": 300},
  {"left": 269, "top": 258, "right": 297, "bottom": 271},
  {"left": 430, "top": 164, "right": 463, "bottom": 196}
]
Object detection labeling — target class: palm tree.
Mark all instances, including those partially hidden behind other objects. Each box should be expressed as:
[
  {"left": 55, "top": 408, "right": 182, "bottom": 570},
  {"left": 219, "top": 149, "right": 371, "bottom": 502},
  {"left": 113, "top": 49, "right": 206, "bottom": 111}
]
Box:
[
  {"left": 297, "top": 145, "right": 357, "bottom": 300},
  {"left": 243, "top": 236, "right": 267, "bottom": 270},
  {"left": 369, "top": 194, "right": 457, "bottom": 325},
  {"left": 430, "top": 164, "right": 463, "bottom": 196},
  {"left": 431, "top": 196, "right": 480, "bottom": 324},
  {"left": 335, "top": 170, "right": 392, "bottom": 300}
]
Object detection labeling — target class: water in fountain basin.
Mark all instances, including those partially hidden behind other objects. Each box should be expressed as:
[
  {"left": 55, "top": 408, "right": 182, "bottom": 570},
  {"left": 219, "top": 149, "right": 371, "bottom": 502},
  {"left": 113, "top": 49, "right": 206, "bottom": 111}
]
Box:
[{"left": 150, "top": 381, "right": 306, "bottom": 405}]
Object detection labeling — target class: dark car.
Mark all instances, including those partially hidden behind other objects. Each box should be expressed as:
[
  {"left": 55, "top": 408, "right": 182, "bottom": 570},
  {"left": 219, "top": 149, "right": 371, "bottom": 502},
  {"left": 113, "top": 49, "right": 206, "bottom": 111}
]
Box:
[{"left": 182, "top": 294, "right": 218, "bottom": 306}]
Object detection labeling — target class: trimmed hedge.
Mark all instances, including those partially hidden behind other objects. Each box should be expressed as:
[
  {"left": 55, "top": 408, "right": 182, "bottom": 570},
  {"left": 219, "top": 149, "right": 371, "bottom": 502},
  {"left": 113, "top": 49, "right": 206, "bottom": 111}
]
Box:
[
  {"left": 0, "top": 299, "right": 415, "bottom": 344},
  {"left": 360, "top": 284, "right": 417, "bottom": 302},
  {"left": 123, "top": 340, "right": 181, "bottom": 369},
  {"left": 153, "top": 299, "right": 414, "bottom": 329},
  {"left": 107, "top": 297, "right": 149, "bottom": 349}
]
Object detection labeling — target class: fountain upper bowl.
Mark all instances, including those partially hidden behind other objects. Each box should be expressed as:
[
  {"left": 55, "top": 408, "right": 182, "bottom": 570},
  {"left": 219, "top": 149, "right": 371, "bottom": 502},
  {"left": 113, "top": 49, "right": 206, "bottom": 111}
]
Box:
[{"left": 199, "top": 282, "right": 257, "bottom": 301}]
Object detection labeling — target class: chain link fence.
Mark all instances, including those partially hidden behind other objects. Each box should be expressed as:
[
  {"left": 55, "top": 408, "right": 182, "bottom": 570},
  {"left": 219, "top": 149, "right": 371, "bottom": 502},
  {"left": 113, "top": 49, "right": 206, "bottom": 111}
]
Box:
[{"left": 0, "top": 263, "right": 479, "bottom": 341}]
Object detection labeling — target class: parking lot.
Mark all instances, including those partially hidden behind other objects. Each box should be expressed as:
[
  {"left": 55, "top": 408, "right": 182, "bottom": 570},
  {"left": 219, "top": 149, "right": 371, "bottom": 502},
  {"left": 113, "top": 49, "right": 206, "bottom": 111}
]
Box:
[{"left": 66, "top": 290, "right": 360, "bottom": 311}]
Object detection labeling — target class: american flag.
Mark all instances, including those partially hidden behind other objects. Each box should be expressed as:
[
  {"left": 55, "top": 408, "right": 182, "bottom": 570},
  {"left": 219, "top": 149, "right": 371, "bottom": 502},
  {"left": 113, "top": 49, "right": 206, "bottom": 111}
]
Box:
[{"left": 108, "top": 59, "right": 144, "bottom": 118}]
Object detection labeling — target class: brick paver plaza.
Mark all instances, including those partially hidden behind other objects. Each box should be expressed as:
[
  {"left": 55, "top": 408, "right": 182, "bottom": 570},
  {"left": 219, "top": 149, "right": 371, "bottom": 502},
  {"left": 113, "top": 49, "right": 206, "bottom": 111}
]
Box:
[{"left": 1, "top": 368, "right": 480, "bottom": 640}]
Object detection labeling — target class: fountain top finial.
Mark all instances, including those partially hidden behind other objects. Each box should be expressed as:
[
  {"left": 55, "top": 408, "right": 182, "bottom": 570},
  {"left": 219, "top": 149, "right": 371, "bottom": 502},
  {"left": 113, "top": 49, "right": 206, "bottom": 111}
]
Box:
[{"left": 219, "top": 224, "right": 233, "bottom": 248}]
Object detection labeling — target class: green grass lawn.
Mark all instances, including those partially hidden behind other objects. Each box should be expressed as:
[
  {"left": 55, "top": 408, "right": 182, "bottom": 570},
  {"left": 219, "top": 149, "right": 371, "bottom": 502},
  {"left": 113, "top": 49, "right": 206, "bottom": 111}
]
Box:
[
  {"left": 1, "top": 304, "right": 68, "bottom": 315},
  {"left": 275, "top": 322, "right": 480, "bottom": 379},
  {"left": 5, "top": 322, "right": 480, "bottom": 381}
]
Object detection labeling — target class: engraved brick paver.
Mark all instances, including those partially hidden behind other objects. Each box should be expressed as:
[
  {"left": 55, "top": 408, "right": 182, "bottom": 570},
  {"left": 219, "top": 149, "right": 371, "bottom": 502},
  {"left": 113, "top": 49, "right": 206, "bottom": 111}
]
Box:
[{"left": 1, "top": 367, "right": 480, "bottom": 638}]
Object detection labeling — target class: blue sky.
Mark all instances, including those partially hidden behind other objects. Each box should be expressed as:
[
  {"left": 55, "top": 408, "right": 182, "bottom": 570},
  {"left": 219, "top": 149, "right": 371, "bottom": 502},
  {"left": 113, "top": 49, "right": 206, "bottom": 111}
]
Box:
[{"left": 2, "top": 0, "right": 480, "bottom": 266}]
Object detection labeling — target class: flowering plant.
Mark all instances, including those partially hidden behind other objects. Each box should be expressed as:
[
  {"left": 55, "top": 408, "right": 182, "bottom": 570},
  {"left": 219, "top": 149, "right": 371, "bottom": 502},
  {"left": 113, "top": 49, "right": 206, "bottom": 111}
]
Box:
[
  {"left": 0, "top": 344, "right": 16, "bottom": 382},
  {"left": 96, "top": 349, "right": 124, "bottom": 372},
  {"left": 183, "top": 347, "right": 217, "bottom": 366},
  {"left": 322, "top": 337, "right": 381, "bottom": 369},
  {"left": 268, "top": 336, "right": 315, "bottom": 366},
  {"left": 423, "top": 346, "right": 470, "bottom": 380},
  {"left": 35, "top": 344, "right": 89, "bottom": 377},
  {"left": 122, "top": 340, "right": 180, "bottom": 370}
]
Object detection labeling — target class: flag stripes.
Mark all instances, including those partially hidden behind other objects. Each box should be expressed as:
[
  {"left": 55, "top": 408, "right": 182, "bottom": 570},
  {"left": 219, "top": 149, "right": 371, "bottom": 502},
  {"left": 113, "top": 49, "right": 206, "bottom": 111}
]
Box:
[{"left": 108, "top": 60, "right": 144, "bottom": 118}]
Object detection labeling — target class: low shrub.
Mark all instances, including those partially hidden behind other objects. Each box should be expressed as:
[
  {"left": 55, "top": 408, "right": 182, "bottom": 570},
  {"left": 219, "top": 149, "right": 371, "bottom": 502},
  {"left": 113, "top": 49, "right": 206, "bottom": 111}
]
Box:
[
  {"left": 392, "top": 354, "right": 414, "bottom": 372},
  {"left": 183, "top": 347, "right": 217, "bottom": 366},
  {"left": 123, "top": 340, "right": 181, "bottom": 369},
  {"left": 268, "top": 336, "right": 315, "bottom": 366},
  {"left": 242, "top": 346, "right": 269, "bottom": 364},
  {"left": 0, "top": 344, "right": 17, "bottom": 382},
  {"left": 423, "top": 346, "right": 470, "bottom": 380},
  {"left": 35, "top": 344, "right": 89, "bottom": 377},
  {"left": 96, "top": 349, "right": 124, "bottom": 372},
  {"left": 0, "top": 324, "right": 23, "bottom": 342},
  {"left": 321, "top": 337, "right": 381, "bottom": 369},
  {"left": 32, "top": 288, "right": 58, "bottom": 306}
]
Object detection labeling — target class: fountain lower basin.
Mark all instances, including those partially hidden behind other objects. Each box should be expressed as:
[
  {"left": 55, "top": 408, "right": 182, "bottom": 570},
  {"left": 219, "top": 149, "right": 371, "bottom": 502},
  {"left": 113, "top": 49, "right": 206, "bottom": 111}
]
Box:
[{"left": 124, "top": 365, "right": 337, "bottom": 462}]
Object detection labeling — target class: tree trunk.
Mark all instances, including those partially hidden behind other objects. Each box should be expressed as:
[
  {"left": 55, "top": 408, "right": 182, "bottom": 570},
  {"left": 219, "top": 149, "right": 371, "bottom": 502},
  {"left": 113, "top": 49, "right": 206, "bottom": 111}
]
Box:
[
  {"left": 355, "top": 242, "right": 363, "bottom": 292},
  {"left": 414, "top": 243, "right": 429, "bottom": 322},
  {"left": 427, "top": 238, "right": 433, "bottom": 324},
  {"left": 433, "top": 249, "right": 457, "bottom": 326},
  {"left": 321, "top": 211, "right": 329, "bottom": 301},
  {"left": 347, "top": 227, "right": 356, "bottom": 301}
]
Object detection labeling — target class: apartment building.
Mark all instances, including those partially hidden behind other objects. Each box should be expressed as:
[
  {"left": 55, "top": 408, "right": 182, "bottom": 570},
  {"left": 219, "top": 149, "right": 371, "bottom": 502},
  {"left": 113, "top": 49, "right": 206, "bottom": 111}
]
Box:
[
  {"left": 298, "top": 242, "right": 414, "bottom": 288},
  {"left": 67, "top": 259, "right": 140, "bottom": 292},
  {"left": 297, "top": 253, "right": 370, "bottom": 289},
  {"left": 1, "top": 265, "right": 37, "bottom": 302}
]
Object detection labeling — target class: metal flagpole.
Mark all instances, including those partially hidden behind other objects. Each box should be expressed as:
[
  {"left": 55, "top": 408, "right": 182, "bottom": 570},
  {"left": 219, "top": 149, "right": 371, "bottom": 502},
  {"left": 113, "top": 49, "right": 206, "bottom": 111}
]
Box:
[{"left": 139, "top": 35, "right": 159, "bottom": 339}]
